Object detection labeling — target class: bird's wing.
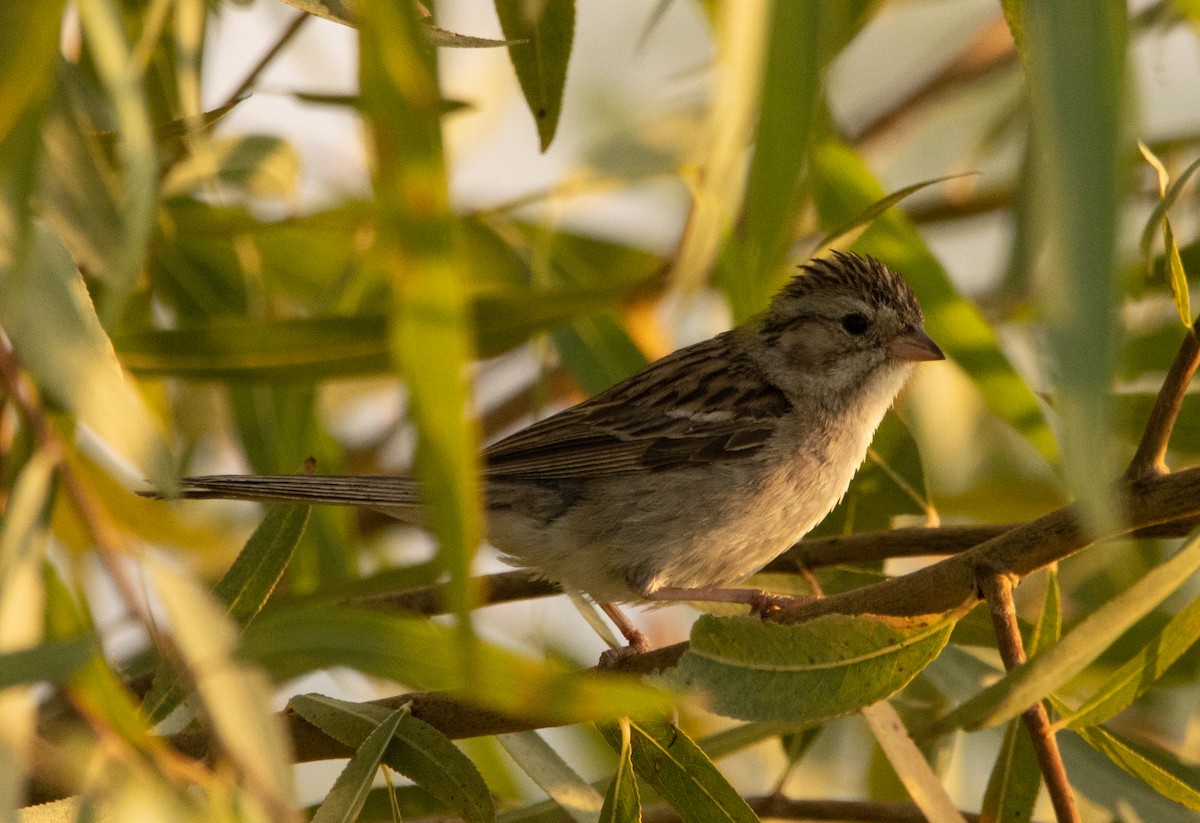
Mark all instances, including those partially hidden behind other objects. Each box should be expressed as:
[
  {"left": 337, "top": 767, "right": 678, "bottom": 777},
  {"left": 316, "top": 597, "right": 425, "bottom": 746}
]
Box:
[{"left": 484, "top": 334, "right": 792, "bottom": 478}]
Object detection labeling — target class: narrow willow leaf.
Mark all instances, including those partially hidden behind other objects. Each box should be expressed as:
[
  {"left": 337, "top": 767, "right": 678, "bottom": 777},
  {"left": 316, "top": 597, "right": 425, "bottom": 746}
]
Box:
[
  {"left": 274, "top": 0, "right": 357, "bottom": 27},
  {"left": 599, "top": 719, "right": 640, "bottom": 823},
  {"left": 553, "top": 315, "right": 648, "bottom": 396},
  {"left": 1071, "top": 725, "right": 1200, "bottom": 811},
  {"left": 422, "top": 21, "right": 521, "bottom": 49},
  {"left": 670, "top": 1, "right": 768, "bottom": 294},
  {"left": 290, "top": 694, "right": 495, "bottom": 823},
  {"left": 141, "top": 503, "right": 310, "bottom": 723},
  {"left": 1138, "top": 142, "right": 1196, "bottom": 326},
  {"left": 362, "top": 0, "right": 481, "bottom": 646},
  {"left": 1064, "top": 592, "right": 1200, "bottom": 728},
  {"left": 1059, "top": 731, "right": 1199, "bottom": 823},
  {"left": 311, "top": 707, "right": 408, "bottom": 823},
  {"left": 497, "top": 732, "right": 603, "bottom": 823},
  {"left": 1017, "top": 0, "right": 1127, "bottom": 527},
  {"left": 812, "top": 174, "right": 976, "bottom": 258},
  {"left": 0, "top": 1, "right": 66, "bottom": 141},
  {"left": 809, "top": 141, "right": 1059, "bottom": 467},
  {"left": 980, "top": 720, "right": 1040, "bottom": 823},
  {"left": 240, "top": 607, "right": 674, "bottom": 724},
  {"left": 861, "top": 702, "right": 967, "bottom": 823},
  {"left": 0, "top": 640, "right": 92, "bottom": 690},
  {"left": 495, "top": 0, "right": 575, "bottom": 150},
  {"left": 0, "top": 218, "right": 174, "bottom": 488},
  {"left": 598, "top": 718, "right": 757, "bottom": 823},
  {"left": 663, "top": 609, "right": 962, "bottom": 723},
  {"left": 75, "top": 0, "right": 157, "bottom": 323},
  {"left": 934, "top": 531, "right": 1200, "bottom": 733},
  {"left": 149, "top": 561, "right": 294, "bottom": 805},
  {"left": 718, "top": 3, "right": 824, "bottom": 320}
]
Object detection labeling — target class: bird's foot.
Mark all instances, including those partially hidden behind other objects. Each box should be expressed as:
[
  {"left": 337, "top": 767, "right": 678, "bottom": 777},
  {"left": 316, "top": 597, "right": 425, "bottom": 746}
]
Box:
[
  {"left": 748, "top": 590, "right": 814, "bottom": 619},
  {"left": 598, "top": 631, "right": 650, "bottom": 669}
]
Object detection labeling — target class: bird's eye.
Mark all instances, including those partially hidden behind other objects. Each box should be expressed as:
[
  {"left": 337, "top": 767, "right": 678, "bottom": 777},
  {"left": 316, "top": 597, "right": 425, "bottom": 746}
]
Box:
[{"left": 840, "top": 313, "right": 870, "bottom": 335}]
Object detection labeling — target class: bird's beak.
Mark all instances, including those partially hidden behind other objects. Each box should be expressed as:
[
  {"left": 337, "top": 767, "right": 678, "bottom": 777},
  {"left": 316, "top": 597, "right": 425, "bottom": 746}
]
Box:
[{"left": 889, "top": 328, "right": 945, "bottom": 362}]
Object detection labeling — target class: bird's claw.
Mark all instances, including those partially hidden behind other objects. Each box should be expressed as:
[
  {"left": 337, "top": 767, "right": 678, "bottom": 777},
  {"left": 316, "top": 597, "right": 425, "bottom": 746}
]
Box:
[
  {"left": 598, "top": 633, "right": 650, "bottom": 669},
  {"left": 748, "top": 590, "right": 809, "bottom": 619}
]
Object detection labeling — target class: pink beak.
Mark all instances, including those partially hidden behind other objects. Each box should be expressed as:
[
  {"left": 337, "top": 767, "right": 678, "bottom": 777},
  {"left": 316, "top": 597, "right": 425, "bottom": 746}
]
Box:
[{"left": 889, "top": 328, "right": 945, "bottom": 362}]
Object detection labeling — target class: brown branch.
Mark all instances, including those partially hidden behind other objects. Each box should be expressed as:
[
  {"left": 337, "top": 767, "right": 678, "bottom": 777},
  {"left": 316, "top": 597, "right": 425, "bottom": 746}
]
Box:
[
  {"left": 1125, "top": 324, "right": 1200, "bottom": 481},
  {"left": 978, "top": 572, "right": 1079, "bottom": 823}
]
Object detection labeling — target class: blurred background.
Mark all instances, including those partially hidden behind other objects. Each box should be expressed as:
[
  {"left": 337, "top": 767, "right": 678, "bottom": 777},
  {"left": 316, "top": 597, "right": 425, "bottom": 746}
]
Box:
[{"left": 6, "top": 0, "right": 1200, "bottom": 820}]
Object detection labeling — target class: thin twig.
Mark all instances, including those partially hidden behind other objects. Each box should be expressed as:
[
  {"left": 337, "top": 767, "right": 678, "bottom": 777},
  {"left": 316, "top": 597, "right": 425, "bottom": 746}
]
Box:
[
  {"left": 221, "top": 10, "right": 311, "bottom": 111},
  {"left": 977, "top": 572, "right": 1079, "bottom": 823},
  {"left": 1125, "top": 323, "right": 1200, "bottom": 481}
]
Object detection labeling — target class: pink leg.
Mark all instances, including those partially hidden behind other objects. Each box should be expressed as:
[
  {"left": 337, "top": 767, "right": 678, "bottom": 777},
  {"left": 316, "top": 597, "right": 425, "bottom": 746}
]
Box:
[{"left": 597, "top": 602, "right": 650, "bottom": 668}]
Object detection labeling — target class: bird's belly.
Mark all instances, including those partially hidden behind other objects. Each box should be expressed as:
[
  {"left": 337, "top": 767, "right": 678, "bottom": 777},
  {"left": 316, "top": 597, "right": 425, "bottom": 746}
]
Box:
[{"left": 485, "top": 458, "right": 844, "bottom": 603}]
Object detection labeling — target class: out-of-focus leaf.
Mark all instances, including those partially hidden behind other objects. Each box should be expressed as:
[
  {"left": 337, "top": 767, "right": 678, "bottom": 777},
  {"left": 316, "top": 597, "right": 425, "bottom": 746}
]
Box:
[
  {"left": 717, "top": 3, "right": 824, "bottom": 320},
  {"left": 290, "top": 693, "right": 496, "bottom": 823},
  {"left": 0, "top": 1, "right": 66, "bottom": 143},
  {"left": 934, "top": 531, "right": 1200, "bottom": 733},
  {"left": 553, "top": 316, "right": 648, "bottom": 396},
  {"left": 1059, "top": 730, "right": 1198, "bottom": 822},
  {"left": 275, "top": 0, "right": 357, "bottom": 27},
  {"left": 599, "top": 719, "right": 640, "bottom": 823},
  {"left": 422, "top": 21, "right": 521, "bottom": 49},
  {"left": 361, "top": 0, "right": 484, "bottom": 646},
  {"left": 663, "top": 608, "right": 962, "bottom": 723},
  {"left": 597, "top": 718, "right": 757, "bottom": 823},
  {"left": 1138, "top": 142, "right": 1197, "bottom": 327},
  {"left": 1063, "top": 590, "right": 1200, "bottom": 728},
  {"left": 497, "top": 731, "right": 603, "bottom": 823},
  {"left": 0, "top": 640, "right": 92, "bottom": 690},
  {"left": 810, "top": 141, "right": 1059, "bottom": 467},
  {"left": 75, "top": 0, "right": 157, "bottom": 323},
  {"left": 141, "top": 502, "right": 310, "bottom": 724},
  {"left": 670, "top": 2, "right": 767, "bottom": 294},
  {"left": 240, "top": 607, "right": 675, "bottom": 724},
  {"left": 1008, "top": 0, "right": 1127, "bottom": 528},
  {"left": 163, "top": 135, "right": 301, "bottom": 199},
  {"left": 310, "top": 707, "right": 408, "bottom": 823},
  {"left": 861, "top": 702, "right": 967, "bottom": 823},
  {"left": 0, "top": 215, "right": 174, "bottom": 488},
  {"left": 809, "top": 411, "right": 930, "bottom": 536},
  {"left": 14, "top": 798, "right": 80, "bottom": 823},
  {"left": 150, "top": 561, "right": 294, "bottom": 806},
  {"left": 495, "top": 0, "right": 574, "bottom": 150},
  {"left": 1071, "top": 724, "right": 1200, "bottom": 811}
]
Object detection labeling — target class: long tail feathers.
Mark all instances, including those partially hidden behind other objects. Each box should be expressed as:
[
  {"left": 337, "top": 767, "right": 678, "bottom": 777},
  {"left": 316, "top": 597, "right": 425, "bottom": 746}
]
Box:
[{"left": 140, "top": 474, "right": 421, "bottom": 509}]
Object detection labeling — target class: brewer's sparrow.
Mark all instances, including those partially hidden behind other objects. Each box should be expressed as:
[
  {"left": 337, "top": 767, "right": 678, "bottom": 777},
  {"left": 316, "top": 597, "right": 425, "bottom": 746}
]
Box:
[{"left": 158, "top": 252, "right": 943, "bottom": 657}]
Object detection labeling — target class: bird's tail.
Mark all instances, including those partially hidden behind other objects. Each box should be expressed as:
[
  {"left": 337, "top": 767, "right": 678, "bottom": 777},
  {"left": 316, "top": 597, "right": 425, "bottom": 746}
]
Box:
[{"left": 141, "top": 474, "right": 422, "bottom": 512}]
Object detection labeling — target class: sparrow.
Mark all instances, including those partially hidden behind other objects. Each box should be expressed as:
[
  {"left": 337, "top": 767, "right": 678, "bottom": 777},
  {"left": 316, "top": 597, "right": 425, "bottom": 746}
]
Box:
[{"left": 153, "top": 252, "right": 944, "bottom": 658}]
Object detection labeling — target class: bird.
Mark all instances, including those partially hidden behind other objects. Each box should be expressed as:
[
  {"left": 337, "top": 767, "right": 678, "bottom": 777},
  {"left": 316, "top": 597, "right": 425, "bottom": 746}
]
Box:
[{"left": 152, "top": 252, "right": 944, "bottom": 661}]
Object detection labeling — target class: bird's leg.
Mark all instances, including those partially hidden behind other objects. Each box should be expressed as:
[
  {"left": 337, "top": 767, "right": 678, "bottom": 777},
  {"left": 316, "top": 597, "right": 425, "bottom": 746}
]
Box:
[
  {"left": 645, "top": 586, "right": 813, "bottom": 618},
  {"left": 597, "top": 602, "right": 650, "bottom": 668}
]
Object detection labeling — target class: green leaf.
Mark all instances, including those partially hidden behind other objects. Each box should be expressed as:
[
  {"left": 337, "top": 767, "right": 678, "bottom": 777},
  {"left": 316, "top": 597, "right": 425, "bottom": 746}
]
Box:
[
  {"left": 0, "top": 640, "right": 92, "bottom": 689},
  {"left": 162, "top": 135, "right": 301, "bottom": 199},
  {"left": 0, "top": 1, "right": 66, "bottom": 142},
  {"left": 495, "top": 0, "right": 575, "bottom": 151},
  {"left": 0, "top": 216, "right": 175, "bottom": 489},
  {"left": 290, "top": 693, "right": 496, "bottom": 823},
  {"left": 979, "top": 720, "right": 1040, "bottom": 823},
  {"left": 311, "top": 707, "right": 409, "bottom": 823},
  {"left": 1071, "top": 725, "right": 1200, "bottom": 812},
  {"left": 150, "top": 561, "right": 294, "bottom": 805},
  {"left": 1012, "top": 0, "right": 1128, "bottom": 526},
  {"left": 361, "top": 0, "right": 482, "bottom": 650},
  {"left": 75, "top": 0, "right": 158, "bottom": 323},
  {"left": 662, "top": 609, "right": 961, "bottom": 723},
  {"left": 860, "top": 702, "right": 967, "bottom": 823},
  {"left": 1058, "top": 730, "right": 1199, "bottom": 823},
  {"left": 934, "top": 531, "right": 1200, "bottom": 733},
  {"left": 599, "top": 719, "right": 640, "bottom": 823},
  {"left": 141, "top": 503, "right": 310, "bottom": 724},
  {"left": 240, "top": 607, "right": 675, "bottom": 724},
  {"left": 1138, "top": 143, "right": 1199, "bottom": 328},
  {"left": 1062, "top": 591, "right": 1200, "bottom": 728},
  {"left": 809, "top": 141, "right": 1059, "bottom": 468},
  {"left": 717, "top": 2, "right": 825, "bottom": 320},
  {"left": 598, "top": 718, "right": 757, "bottom": 823},
  {"left": 274, "top": 0, "right": 358, "bottom": 27},
  {"left": 552, "top": 314, "right": 648, "bottom": 396},
  {"left": 497, "top": 732, "right": 604, "bottom": 823}
]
